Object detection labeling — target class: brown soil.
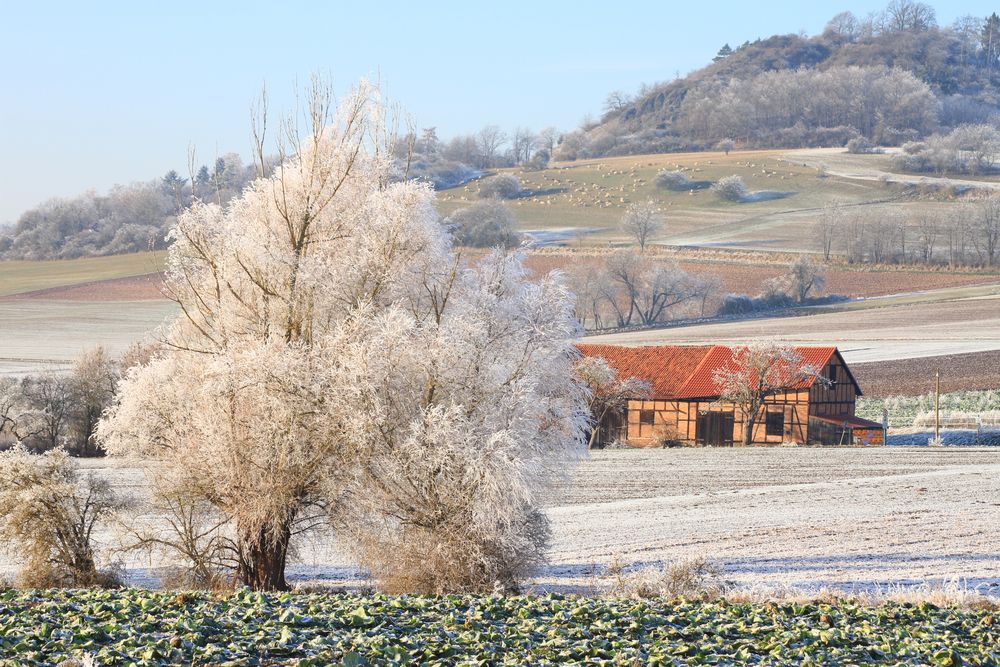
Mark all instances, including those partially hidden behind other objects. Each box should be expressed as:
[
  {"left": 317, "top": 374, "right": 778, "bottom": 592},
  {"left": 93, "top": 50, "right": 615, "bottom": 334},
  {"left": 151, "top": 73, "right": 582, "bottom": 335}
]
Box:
[
  {"left": 1, "top": 273, "right": 166, "bottom": 301},
  {"left": 853, "top": 350, "right": 1000, "bottom": 397}
]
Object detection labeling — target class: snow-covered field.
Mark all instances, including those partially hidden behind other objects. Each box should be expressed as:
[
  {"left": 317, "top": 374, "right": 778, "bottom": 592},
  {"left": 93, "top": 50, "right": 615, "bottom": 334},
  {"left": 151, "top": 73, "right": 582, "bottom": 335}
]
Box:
[{"left": 4, "top": 448, "right": 998, "bottom": 597}]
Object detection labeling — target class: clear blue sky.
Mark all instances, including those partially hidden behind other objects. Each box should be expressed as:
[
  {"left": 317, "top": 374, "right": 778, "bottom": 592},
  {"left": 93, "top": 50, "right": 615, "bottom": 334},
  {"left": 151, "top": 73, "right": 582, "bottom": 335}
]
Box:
[{"left": 1, "top": 0, "right": 994, "bottom": 222}]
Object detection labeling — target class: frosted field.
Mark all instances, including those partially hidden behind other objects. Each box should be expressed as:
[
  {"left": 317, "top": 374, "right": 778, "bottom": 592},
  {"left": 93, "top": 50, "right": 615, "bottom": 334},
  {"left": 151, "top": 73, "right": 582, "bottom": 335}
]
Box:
[
  {"left": 6, "top": 447, "right": 998, "bottom": 597},
  {"left": 0, "top": 300, "right": 176, "bottom": 376},
  {"left": 586, "top": 287, "right": 1000, "bottom": 363}
]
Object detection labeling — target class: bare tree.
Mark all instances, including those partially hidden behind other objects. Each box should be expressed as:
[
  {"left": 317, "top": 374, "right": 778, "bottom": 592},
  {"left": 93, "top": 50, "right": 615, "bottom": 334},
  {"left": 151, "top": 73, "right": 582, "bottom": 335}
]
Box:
[
  {"left": 620, "top": 200, "right": 664, "bottom": 252},
  {"left": 915, "top": 214, "right": 940, "bottom": 264},
  {"left": 975, "top": 196, "right": 1000, "bottom": 266},
  {"left": 21, "top": 372, "right": 73, "bottom": 452},
  {"left": 712, "top": 340, "right": 824, "bottom": 446},
  {"left": 0, "top": 378, "right": 31, "bottom": 443},
  {"left": 946, "top": 207, "right": 972, "bottom": 267},
  {"left": 825, "top": 11, "right": 860, "bottom": 40},
  {"left": 786, "top": 256, "right": 826, "bottom": 303},
  {"left": 880, "top": 0, "right": 936, "bottom": 33},
  {"left": 575, "top": 357, "right": 651, "bottom": 449},
  {"left": 604, "top": 251, "right": 701, "bottom": 327},
  {"left": 603, "top": 90, "right": 632, "bottom": 115},
  {"left": 477, "top": 125, "right": 507, "bottom": 169},
  {"left": 815, "top": 206, "right": 839, "bottom": 261},
  {"left": 536, "top": 127, "right": 559, "bottom": 157},
  {"left": 511, "top": 127, "right": 537, "bottom": 166}
]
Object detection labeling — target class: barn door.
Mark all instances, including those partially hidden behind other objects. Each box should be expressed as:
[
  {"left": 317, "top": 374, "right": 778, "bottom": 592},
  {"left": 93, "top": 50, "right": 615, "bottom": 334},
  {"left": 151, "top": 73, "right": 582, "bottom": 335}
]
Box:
[{"left": 697, "top": 412, "right": 734, "bottom": 446}]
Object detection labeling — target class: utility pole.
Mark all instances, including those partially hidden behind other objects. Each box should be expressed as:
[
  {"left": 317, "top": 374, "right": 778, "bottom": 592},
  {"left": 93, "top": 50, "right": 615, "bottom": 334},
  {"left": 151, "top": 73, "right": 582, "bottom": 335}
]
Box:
[{"left": 934, "top": 370, "right": 941, "bottom": 442}]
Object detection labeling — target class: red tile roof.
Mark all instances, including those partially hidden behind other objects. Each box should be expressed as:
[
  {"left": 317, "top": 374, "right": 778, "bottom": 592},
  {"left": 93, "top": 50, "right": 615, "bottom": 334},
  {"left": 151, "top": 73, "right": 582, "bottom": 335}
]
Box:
[
  {"left": 577, "top": 344, "right": 844, "bottom": 400},
  {"left": 676, "top": 345, "right": 837, "bottom": 399},
  {"left": 576, "top": 344, "right": 714, "bottom": 399}
]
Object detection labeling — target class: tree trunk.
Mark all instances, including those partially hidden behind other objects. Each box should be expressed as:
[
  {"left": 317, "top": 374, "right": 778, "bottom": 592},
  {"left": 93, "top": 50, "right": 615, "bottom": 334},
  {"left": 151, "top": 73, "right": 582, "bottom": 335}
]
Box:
[
  {"left": 238, "top": 522, "right": 292, "bottom": 591},
  {"left": 742, "top": 405, "right": 758, "bottom": 447}
]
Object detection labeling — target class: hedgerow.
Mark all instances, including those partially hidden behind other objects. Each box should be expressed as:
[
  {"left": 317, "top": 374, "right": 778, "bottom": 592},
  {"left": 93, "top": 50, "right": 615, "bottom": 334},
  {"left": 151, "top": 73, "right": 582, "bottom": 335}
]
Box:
[{"left": 0, "top": 589, "right": 997, "bottom": 666}]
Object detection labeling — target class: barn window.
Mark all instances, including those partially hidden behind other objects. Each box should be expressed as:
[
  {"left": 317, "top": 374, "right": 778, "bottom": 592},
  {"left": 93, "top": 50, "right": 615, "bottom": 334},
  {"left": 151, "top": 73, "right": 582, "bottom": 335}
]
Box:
[
  {"left": 827, "top": 365, "right": 838, "bottom": 384},
  {"left": 639, "top": 409, "right": 655, "bottom": 427},
  {"left": 765, "top": 411, "right": 785, "bottom": 437}
]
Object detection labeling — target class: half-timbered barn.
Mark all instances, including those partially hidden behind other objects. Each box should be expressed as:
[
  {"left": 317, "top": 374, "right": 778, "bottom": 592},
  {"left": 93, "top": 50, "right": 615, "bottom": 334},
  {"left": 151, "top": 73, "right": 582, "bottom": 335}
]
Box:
[{"left": 577, "top": 344, "right": 885, "bottom": 447}]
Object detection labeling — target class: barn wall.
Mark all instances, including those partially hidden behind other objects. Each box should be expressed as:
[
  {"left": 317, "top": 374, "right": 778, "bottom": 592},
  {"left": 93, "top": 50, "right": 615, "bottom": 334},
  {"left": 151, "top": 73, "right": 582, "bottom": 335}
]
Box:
[
  {"left": 625, "top": 391, "right": 811, "bottom": 446},
  {"left": 808, "top": 354, "right": 858, "bottom": 420},
  {"left": 619, "top": 353, "right": 865, "bottom": 447}
]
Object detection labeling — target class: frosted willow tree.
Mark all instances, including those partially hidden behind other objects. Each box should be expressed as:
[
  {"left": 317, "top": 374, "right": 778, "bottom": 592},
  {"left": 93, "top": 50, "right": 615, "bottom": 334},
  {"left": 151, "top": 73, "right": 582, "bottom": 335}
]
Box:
[{"left": 98, "top": 80, "right": 587, "bottom": 592}]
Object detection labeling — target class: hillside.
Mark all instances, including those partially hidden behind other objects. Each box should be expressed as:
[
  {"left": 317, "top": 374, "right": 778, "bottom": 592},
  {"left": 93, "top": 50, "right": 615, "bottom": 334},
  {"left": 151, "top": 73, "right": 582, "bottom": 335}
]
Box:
[
  {"left": 440, "top": 146, "right": 1000, "bottom": 257},
  {"left": 562, "top": 4, "right": 1000, "bottom": 158}
]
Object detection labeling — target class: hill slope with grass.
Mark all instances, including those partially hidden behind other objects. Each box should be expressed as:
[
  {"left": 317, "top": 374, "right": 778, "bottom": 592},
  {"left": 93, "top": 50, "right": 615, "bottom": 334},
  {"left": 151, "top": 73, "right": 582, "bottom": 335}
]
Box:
[{"left": 440, "top": 147, "right": 1000, "bottom": 255}]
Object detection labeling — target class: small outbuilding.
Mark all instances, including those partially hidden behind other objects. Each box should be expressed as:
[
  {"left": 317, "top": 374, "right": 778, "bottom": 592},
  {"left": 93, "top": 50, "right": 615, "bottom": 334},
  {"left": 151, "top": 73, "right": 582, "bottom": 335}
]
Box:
[{"left": 577, "top": 344, "right": 885, "bottom": 447}]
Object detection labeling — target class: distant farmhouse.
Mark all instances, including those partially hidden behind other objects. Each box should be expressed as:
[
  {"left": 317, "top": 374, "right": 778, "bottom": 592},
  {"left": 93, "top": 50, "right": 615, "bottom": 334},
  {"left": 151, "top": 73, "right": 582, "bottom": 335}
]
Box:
[{"left": 577, "top": 344, "right": 884, "bottom": 447}]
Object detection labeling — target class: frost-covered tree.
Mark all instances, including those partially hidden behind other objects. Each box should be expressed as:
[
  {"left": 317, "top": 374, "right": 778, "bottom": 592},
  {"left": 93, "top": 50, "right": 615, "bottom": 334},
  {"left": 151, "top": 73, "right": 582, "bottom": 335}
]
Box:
[
  {"left": 447, "top": 199, "right": 521, "bottom": 248},
  {"left": 575, "top": 357, "right": 651, "bottom": 449},
  {"left": 478, "top": 173, "right": 521, "bottom": 199},
  {"left": 98, "top": 81, "right": 587, "bottom": 592},
  {"left": 711, "top": 175, "right": 749, "bottom": 202},
  {"left": 712, "top": 340, "right": 823, "bottom": 446},
  {"left": 620, "top": 200, "right": 664, "bottom": 252},
  {"left": 655, "top": 170, "right": 692, "bottom": 191},
  {"left": 0, "top": 446, "right": 126, "bottom": 587}
]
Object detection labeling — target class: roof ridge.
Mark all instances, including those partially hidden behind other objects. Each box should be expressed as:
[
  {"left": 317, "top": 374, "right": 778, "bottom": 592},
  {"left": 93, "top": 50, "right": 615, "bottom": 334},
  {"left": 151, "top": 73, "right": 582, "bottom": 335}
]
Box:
[{"left": 675, "top": 344, "right": 724, "bottom": 397}]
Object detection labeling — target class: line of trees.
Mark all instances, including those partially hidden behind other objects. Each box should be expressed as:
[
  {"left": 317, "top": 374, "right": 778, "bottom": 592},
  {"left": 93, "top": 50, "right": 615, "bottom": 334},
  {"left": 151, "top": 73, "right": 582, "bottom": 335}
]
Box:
[
  {"left": 815, "top": 199, "right": 1000, "bottom": 267},
  {"left": 891, "top": 124, "right": 1000, "bottom": 175},
  {"left": 2, "top": 123, "right": 564, "bottom": 261},
  {"left": 0, "top": 346, "right": 144, "bottom": 457},
  {"left": 0, "top": 154, "right": 256, "bottom": 260},
  {"left": 570, "top": 251, "right": 719, "bottom": 330},
  {"left": 674, "top": 66, "right": 937, "bottom": 147}
]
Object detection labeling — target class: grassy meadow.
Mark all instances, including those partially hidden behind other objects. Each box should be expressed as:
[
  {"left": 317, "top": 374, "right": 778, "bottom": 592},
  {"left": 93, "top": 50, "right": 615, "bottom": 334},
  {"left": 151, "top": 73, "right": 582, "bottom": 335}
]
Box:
[
  {"left": 437, "top": 148, "right": 990, "bottom": 252},
  {"left": 0, "top": 251, "right": 166, "bottom": 297}
]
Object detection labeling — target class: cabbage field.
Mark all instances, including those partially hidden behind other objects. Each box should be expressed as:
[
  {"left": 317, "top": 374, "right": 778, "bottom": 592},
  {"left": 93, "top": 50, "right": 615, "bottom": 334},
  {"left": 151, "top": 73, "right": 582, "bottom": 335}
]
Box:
[{"left": 1, "top": 588, "right": 998, "bottom": 666}]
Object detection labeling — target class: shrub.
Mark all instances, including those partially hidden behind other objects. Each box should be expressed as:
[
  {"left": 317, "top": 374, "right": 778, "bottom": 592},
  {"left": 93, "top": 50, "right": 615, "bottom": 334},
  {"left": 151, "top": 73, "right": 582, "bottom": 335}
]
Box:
[
  {"left": 478, "top": 173, "right": 521, "bottom": 199},
  {"left": 446, "top": 200, "right": 521, "bottom": 248},
  {"left": 845, "top": 137, "right": 881, "bottom": 154},
  {"left": 0, "top": 447, "right": 126, "bottom": 588},
  {"left": 711, "top": 175, "right": 749, "bottom": 202},
  {"left": 716, "top": 294, "right": 755, "bottom": 316},
  {"left": 902, "top": 141, "right": 927, "bottom": 155},
  {"left": 715, "top": 139, "right": 735, "bottom": 155},
  {"left": 655, "top": 170, "right": 692, "bottom": 191},
  {"left": 352, "top": 505, "right": 550, "bottom": 594},
  {"left": 606, "top": 556, "right": 727, "bottom": 600}
]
